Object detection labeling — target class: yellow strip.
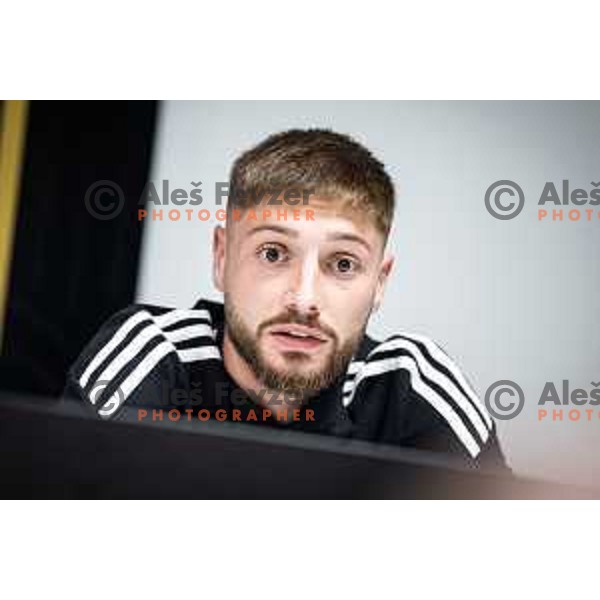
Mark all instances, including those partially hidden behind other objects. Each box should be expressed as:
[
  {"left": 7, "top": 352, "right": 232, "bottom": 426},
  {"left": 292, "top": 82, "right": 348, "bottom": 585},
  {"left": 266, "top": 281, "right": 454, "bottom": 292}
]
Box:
[{"left": 0, "top": 100, "right": 29, "bottom": 345}]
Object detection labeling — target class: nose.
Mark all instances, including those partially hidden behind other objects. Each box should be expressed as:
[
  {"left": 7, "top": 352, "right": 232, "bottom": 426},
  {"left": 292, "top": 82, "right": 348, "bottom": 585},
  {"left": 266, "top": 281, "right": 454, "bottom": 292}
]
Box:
[{"left": 284, "top": 256, "right": 320, "bottom": 318}]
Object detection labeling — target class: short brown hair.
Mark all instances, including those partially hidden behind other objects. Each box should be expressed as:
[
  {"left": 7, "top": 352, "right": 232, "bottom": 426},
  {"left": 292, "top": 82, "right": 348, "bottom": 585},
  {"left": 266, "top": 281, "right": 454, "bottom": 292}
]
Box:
[{"left": 228, "top": 129, "right": 395, "bottom": 238}]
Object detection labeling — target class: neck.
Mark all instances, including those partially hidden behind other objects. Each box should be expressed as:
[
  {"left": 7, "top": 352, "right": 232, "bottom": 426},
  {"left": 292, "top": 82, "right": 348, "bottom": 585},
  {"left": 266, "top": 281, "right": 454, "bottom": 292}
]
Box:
[{"left": 222, "top": 329, "right": 305, "bottom": 422}]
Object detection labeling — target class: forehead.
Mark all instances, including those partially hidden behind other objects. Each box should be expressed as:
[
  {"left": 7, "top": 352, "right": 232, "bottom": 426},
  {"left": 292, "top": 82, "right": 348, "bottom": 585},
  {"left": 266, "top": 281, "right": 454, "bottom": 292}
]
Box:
[{"left": 229, "top": 195, "right": 385, "bottom": 252}]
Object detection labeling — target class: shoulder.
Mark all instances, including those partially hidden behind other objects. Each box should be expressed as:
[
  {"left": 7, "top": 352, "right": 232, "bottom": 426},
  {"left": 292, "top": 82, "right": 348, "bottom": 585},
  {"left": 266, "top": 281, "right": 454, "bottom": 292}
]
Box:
[
  {"left": 66, "top": 301, "right": 222, "bottom": 418},
  {"left": 343, "top": 331, "right": 495, "bottom": 460}
]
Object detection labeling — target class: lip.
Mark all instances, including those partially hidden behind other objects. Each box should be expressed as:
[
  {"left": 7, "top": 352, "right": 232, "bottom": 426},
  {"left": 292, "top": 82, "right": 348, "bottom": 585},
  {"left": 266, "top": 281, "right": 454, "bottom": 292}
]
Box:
[
  {"left": 269, "top": 324, "right": 328, "bottom": 341},
  {"left": 267, "top": 324, "right": 329, "bottom": 353}
]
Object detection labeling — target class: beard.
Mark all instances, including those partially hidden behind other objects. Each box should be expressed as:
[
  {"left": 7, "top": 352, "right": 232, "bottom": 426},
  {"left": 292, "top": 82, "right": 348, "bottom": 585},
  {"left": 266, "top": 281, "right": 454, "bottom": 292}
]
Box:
[{"left": 224, "top": 293, "right": 366, "bottom": 398}]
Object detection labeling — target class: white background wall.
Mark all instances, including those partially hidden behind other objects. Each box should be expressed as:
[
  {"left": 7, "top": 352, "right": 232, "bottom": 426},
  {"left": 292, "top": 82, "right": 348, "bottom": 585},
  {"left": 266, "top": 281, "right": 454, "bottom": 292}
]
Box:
[{"left": 137, "top": 101, "right": 600, "bottom": 488}]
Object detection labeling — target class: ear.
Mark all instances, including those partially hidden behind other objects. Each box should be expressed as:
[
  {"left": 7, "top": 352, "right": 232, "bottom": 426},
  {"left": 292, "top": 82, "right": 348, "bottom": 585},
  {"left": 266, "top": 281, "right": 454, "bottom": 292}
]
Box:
[
  {"left": 373, "top": 253, "right": 394, "bottom": 312},
  {"left": 212, "top": 225, "right": 226, "bottom": 292}
]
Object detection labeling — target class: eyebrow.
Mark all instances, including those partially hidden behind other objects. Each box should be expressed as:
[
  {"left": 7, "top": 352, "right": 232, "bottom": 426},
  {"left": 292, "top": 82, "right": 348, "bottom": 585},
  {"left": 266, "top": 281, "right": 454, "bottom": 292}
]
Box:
[
  {"left": 247, "top": 225, "right": 373, "bottom": 252},
  {"left": 247, "top": 224, "right": 299, "bottom": 238},
  {"left": 326, "top": 232, "right": 373, "bottom": 253}
]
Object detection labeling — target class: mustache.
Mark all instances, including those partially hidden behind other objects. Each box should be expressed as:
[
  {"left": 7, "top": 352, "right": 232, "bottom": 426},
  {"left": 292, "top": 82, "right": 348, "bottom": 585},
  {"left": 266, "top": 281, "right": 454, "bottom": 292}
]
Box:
[{"left": 258, "top": 311, "right": 337, "bottom": 342}]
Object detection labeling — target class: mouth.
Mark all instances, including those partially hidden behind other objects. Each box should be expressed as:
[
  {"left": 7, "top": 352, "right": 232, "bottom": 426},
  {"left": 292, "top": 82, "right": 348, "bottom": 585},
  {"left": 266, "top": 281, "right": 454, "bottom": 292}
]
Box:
[{"left": 267, "top": 324, "right": 329, "bottom": 353}]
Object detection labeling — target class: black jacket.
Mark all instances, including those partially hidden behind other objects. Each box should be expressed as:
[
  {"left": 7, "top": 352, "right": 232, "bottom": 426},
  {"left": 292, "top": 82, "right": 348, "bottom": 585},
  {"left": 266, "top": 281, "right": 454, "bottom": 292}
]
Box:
[{"left": 63, "top": 298, "right": 508, "bottom": 470}]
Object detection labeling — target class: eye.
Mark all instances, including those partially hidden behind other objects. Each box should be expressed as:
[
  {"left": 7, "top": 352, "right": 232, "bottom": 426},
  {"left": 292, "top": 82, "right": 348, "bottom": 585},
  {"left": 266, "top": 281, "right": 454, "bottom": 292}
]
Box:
[
  {"left": 330, "top": 255, "right": 360, "bottom": 276},
  {"left": 257, "top": 243, "right": 288, "bottom": 264}
]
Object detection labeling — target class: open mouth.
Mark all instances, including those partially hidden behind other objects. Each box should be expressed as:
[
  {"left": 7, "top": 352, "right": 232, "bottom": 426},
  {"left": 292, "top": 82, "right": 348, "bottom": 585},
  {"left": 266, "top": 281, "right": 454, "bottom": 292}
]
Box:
[{"left": 268, "top": 325, "right": 328, "bottom": 352}]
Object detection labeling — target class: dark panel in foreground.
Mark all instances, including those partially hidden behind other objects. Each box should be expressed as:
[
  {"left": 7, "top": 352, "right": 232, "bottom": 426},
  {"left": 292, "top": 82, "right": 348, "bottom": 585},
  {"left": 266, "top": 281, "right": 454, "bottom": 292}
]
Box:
[{"left": 0, "top": 393, "right": 595, "bottom": 499}]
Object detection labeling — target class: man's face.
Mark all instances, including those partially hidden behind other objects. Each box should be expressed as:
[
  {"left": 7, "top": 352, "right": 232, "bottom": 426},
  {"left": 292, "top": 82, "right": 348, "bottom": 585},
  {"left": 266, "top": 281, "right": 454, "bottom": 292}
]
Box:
[{"left": 213, "top": 196, "right": 394, "bottom": 395}]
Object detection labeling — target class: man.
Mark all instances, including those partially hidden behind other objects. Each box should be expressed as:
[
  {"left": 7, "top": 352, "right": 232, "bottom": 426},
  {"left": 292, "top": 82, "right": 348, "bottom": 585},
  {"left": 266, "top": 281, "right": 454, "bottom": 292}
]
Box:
[{"left": 63, "top": 129, "right": 507, "bottom": 469}]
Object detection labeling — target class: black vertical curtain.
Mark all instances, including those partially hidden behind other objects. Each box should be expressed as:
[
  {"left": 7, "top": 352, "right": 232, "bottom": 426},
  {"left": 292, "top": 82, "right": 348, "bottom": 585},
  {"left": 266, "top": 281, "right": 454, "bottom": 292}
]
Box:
[{"left": 0, "top": 100, "right": 158, "bottom": 396}]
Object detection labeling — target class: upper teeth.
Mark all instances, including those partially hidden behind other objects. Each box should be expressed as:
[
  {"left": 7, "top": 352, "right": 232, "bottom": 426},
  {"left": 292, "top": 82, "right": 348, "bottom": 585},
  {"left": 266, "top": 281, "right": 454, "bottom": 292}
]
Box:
[{"left": 288, "top": 331, "right": 309, "bottom": 337}]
